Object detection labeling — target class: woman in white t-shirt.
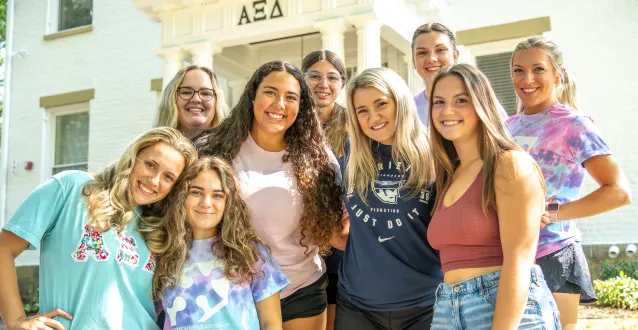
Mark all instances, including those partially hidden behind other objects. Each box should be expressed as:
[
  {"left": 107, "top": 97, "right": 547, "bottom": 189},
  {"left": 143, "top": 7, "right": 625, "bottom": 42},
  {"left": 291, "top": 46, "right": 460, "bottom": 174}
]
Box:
[{"left": 195, "top": 60, "right": 345, "bottom": 330}]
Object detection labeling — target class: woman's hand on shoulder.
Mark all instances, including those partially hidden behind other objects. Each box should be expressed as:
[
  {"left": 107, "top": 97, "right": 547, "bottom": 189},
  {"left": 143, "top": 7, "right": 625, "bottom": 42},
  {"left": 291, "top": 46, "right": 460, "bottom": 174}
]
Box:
[{"left": 8, "top": 309, "right": 72, "bottom": 330}]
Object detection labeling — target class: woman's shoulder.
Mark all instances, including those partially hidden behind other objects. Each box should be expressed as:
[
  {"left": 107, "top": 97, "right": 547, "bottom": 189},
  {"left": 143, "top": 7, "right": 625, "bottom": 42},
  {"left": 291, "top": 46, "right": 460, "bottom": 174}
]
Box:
[
  {"left": 496, "top": 150, "right": 538, "bottom": 181},
  {"left": 52, "top": 170, "right": 93, "bottom": 188}
]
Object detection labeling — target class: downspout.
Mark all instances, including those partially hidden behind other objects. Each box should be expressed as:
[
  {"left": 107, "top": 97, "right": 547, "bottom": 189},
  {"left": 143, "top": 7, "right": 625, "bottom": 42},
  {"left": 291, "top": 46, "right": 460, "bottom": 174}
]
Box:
[{"left": 0, "top": 0, "right": 16, "bottom": 227}]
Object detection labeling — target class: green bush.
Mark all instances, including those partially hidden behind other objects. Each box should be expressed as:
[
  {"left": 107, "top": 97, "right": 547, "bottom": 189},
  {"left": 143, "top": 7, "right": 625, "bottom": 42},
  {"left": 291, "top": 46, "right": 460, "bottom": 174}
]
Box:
[
  {"left": 22, "top": 285, "right": 39, "bottom": 315},
  {"left": 601, "top": 259, "right": 638, "bottom": 280},
  {"left": 594, "top": 271, "right": 638, "bottom": 310}
]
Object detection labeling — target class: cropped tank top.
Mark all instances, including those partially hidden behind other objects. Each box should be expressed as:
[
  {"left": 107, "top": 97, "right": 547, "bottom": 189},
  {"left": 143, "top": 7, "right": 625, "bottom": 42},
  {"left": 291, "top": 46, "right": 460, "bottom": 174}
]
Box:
[{"left": 427, "top": 171, "right": 503, "bottom": 273}]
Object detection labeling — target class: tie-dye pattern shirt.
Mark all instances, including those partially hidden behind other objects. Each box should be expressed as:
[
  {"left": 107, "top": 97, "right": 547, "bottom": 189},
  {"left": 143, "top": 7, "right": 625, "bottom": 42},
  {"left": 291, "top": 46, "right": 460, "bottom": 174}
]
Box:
[
  {"left": 506, "top": 103, "right": 610, "bottom": 258},
  {"left": 161, "top": 238, "right": 289, "bottom": 330}
]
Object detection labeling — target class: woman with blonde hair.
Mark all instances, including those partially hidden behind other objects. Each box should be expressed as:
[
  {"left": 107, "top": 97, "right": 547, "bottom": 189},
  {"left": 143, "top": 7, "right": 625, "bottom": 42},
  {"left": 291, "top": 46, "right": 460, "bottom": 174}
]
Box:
[
  {"left": 156, "top": 65, "right": 228, "bottom": 139},
  {"left": 507, "top": 37, "right": 632, "bottom": 329},
  {"left": 152, "top": 156, "right": 289, "bottom": 329},
  {"left": 196, "top": 60, "right": 344, "bottom": 330},
  {"left": 428, "top": 64, "right": 559, "bottom": 329},
  {"left": 0, "top": 127, "right": 196, "bottom": 329},
  {"left": 336, "top": 67, "right": 440, "bottom": 329}
]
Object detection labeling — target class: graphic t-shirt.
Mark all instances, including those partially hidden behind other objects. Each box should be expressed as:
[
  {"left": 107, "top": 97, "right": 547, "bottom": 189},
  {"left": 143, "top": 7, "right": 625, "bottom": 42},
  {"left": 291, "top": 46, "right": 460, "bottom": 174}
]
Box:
[
  {"left": 3, "top": 171, "right": 158, "bottom": 329},
  {"left": 160, "top": 238, "right": 289, "bottom": 330},
  {"left": 506, "top": 103, "right": 611, "bottom": 258},
  {"left": 338, "top": 142, "right": 442, "bottom": 311},
  {"left": 414, "top": 90, "right": 509, "bottom": 126}
]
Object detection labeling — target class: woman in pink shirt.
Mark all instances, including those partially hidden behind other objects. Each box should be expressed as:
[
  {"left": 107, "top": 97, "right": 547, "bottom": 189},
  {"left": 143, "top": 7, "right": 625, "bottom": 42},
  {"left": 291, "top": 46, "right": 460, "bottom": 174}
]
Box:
[{"left": 195, "top": 61, "right": 344, "bottom": 330}]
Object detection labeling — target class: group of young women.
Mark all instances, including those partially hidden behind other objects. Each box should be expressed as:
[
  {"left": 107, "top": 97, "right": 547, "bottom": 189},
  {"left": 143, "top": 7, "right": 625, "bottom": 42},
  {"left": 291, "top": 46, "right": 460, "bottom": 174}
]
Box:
[{"left": 0, "top": 21, "right": 631, "bottom": 330}]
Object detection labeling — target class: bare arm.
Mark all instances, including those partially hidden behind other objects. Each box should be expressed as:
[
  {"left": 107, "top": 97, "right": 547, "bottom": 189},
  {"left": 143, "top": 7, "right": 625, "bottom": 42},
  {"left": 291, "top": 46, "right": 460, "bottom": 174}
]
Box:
[
  {"left": 255, "top": 292, "right": 283, "bottom": 330},
  {"left": 0, "top": 230, "right": 72, "bottom": 330},
  {"left": 330, "top": 215, "right": 350, "bottom": 251},
  {"left": 555, "top": 155, "right": 631, "bottom": 221},
  {"left": 492, "top": 151, "right": 545, "bottom": 330}
]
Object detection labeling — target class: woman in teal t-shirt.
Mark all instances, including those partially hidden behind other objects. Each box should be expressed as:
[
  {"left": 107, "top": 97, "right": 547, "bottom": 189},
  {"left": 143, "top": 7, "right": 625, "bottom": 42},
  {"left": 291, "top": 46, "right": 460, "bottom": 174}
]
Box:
[{"left": 0, "top": 127, "right": 196, "bottom": 330}]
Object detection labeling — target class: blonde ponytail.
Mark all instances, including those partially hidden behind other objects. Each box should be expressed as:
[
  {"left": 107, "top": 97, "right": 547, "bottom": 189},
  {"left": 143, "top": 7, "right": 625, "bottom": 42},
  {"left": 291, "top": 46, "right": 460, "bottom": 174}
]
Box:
[{"left": 512, "top": 37, "right": 578, "bottom": 111}]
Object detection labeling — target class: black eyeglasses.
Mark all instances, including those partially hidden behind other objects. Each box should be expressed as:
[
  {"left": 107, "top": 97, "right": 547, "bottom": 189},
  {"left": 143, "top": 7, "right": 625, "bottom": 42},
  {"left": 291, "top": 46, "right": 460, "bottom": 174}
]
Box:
[{"left": 177, "top": 87, "right": 216, "bottom": 101}]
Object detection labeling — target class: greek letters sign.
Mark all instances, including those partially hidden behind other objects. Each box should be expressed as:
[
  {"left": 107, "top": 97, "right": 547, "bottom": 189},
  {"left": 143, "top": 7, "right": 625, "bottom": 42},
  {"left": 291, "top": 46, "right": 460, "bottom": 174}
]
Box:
[{"left": 238, "top": 0, "right": 284, "bottom": 26}]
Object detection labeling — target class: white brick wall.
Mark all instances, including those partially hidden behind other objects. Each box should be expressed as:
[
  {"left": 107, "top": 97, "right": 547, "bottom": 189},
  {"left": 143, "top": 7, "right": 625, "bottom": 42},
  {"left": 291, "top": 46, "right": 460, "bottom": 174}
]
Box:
[
  {"left": 2, "top": 0, "right": 636, "bottom": 267},
  {"left": 449, "top": 0, "right": 638, "bottom": 245},
  {"left": 3, "top": 0, "right": 163, "bottom": 264}
]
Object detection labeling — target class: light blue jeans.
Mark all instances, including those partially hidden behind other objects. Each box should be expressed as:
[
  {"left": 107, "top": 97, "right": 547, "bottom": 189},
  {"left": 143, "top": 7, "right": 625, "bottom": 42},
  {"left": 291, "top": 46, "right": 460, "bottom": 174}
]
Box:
[{"left": 431, "top": 265, "right": 561, "bottom": 329}]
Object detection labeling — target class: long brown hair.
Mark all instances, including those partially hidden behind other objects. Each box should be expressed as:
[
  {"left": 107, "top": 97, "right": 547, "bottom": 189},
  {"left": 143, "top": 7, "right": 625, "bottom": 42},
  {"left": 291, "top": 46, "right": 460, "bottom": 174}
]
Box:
[
  {"left": 301, "top": 50, "right": 348, "bottom": 158},
  {"left": 429, "top": 64, "right": 544, "bottom": 213},
  {"left": 195, "top": 61, "right": 343, "bottom": 255},
  {"left": 148, "top": 157, "right": 269, "bottom": 300}
]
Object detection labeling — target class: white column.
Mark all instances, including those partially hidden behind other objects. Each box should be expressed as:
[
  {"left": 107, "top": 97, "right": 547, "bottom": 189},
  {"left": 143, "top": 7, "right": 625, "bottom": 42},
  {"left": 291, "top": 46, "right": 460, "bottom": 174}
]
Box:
[
  {"left": 156, "top": 47, "right": 187, "bottom": 89},
  {"left": 349, "top": 14, "right": 382, "bottom": 71},
  {"left": 314, "top": 18, "right": 346, "bottom": 61},
  {"left": 185, "top": 42, "right": 223, "bottom": 70},
  {"left": 403, "top": 54, "right": 425, "bottom": 96},
  {"left": 228, "top": 79, "right": 248, "bottom": 108}
]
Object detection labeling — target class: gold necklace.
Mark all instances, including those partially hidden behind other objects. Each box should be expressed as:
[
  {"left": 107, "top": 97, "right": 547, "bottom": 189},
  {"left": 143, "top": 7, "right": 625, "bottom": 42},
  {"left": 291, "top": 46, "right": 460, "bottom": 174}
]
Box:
[{"left": 519, "top": 110, "right": 549, "bottom": 136}]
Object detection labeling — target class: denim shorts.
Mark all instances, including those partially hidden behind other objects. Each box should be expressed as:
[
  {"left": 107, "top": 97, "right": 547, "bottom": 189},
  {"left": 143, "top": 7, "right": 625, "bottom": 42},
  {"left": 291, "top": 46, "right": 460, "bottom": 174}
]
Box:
[{"left": 431, "top": 265, "right": 561, "bottom": 330}]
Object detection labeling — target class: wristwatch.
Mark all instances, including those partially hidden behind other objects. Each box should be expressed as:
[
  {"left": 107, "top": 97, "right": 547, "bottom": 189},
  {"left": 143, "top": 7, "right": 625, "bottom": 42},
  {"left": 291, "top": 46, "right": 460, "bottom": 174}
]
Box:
[{"left": 547, "top": 202, "right": 560, "bottom": 222}]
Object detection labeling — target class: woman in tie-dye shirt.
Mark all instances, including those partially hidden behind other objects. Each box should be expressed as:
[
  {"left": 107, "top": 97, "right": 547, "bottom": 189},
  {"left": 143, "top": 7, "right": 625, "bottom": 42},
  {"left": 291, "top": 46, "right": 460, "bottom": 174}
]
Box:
[
  {"left": 153, "top": 156, "right": 289, "bottom": 330},
  {"left": 506, "top": 37, "right": 632, "bottom": 330}
]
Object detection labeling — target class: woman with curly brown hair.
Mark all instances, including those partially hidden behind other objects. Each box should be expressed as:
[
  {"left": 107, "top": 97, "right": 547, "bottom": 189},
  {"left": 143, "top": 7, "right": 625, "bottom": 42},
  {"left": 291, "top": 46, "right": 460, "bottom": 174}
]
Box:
[
  {"left": 0, "top": 127, "right": 196, "bottom": 330},
  {"left": 195, "top": 60, "right": 344, "bottom": 330},
  {"left": 152, "top": 156, "right": 289, "bottom": 329},
  {"left": 301, "top": 49, "right": 349, "bottom": 330}
]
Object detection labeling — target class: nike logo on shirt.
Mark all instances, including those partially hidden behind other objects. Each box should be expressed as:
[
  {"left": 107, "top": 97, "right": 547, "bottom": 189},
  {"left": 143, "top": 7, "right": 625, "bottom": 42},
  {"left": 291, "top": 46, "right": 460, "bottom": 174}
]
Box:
[{"left": 378, "top": 236, "right": 395, "bottom": 243}]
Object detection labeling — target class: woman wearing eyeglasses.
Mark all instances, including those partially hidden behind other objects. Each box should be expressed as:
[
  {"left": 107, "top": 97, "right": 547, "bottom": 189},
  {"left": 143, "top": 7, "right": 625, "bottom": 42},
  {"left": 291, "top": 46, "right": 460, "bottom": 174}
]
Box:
[
  {"left": 301, "top": 50, "right": 349, "bottom": 330},
  {"left": 155, "top": 65, "right": 229, "bottom": 139}
]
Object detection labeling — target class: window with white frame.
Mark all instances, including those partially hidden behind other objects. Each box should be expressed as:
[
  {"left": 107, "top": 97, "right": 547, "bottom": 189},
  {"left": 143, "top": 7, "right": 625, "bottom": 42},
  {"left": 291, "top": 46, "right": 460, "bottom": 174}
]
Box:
[
  {"left": 52, "top": 112, "right": 89, "bottom": 174},
  {"left": 55, "top": 0, "right": 93, "bottom": 32},
  {"left": 476, "top": 52, "right": 518, "bottom": 115}
]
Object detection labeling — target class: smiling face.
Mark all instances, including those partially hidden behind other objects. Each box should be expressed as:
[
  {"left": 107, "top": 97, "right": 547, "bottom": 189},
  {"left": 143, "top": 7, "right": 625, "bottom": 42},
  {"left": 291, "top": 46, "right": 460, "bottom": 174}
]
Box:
[
  {"left": 353, "top": 87, "right": 397, "bottom": 145},
  {"left": 412, "top": 32, "right": 459, "bottom": 87},
  {"left": 306, "top": 60, "right": 344, "bottom": 109},
  {"left": 176, "top": 69, "right": 217, "bottom": 135},
  {"left": 251, "top": 71, "right": 301, "bottom": 141},
  {"left": 129, "top": 142, "right": 186, "bottom": 206},
  {"left": 511, "top": 47, "right": 559, "bottom": 114},
  {"left": 431, "top": 75, "right": 480, "bottom": 143},
  {"left": 185, "top": 169, "right": 227, "bottom": 239}
]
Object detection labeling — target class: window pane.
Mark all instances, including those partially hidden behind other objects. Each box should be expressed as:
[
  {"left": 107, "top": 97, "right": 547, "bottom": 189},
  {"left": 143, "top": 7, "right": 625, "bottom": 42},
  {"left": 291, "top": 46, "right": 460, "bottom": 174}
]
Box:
[
  {"left": 476, "top": 52, "right": 518, "bottom": 115},
  {"left": 59, "top": 0, "right": 93, "bottom": 31},
  {"left": 53, "top": 163, "right": 88, "bottom": 175},
  {"left": 55, "top": 112, "right": 89, "bottom": 166}
]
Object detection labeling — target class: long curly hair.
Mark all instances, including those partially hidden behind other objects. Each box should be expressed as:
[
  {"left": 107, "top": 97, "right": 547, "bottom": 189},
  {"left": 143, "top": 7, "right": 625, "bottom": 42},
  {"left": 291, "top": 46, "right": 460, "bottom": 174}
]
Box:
[
  {"left": 82, "top": 127, "right": 197, "bottom": 232},
  {"left": 195, "top": 60, "right": 343, "bottom": 255},
  {"left": 149, "top": 156, "right": 269, "bottom": 300}
]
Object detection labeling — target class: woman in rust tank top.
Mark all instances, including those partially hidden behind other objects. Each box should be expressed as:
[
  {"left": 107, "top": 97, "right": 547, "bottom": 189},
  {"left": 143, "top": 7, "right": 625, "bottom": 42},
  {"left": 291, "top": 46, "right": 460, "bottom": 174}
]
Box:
[{"left": 426, "top": 64, "right": 560, "bottom": 330}]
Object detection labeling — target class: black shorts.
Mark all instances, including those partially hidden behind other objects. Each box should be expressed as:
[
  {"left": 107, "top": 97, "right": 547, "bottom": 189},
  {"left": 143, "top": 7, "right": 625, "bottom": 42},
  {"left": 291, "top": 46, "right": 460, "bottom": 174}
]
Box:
[
  {"left": 281, "top": 272, "right": 329, "bottom": 322},
  {"left": 536, "top": 241, "right": 597, "bottom": 303},
  {"left": 327, "top": 273, "right": 339, "bottom": 305},
  {"left": 335, "top": 293, "right": 433, "bottom": 330}
]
